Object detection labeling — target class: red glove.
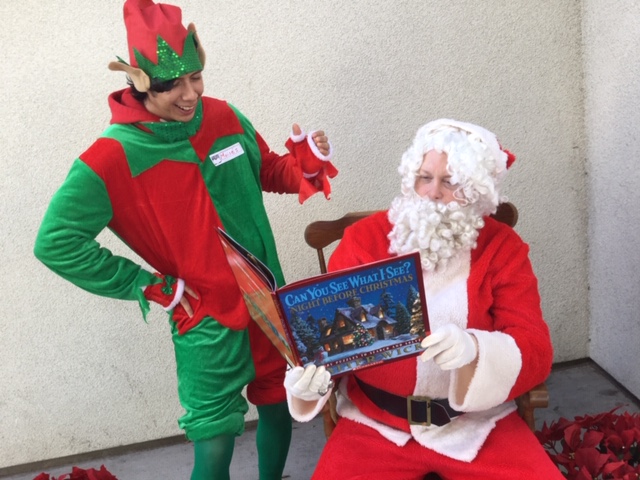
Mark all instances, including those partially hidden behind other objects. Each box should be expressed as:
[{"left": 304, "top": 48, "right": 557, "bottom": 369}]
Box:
[
  {"left": 285, "top": 129, "right": 338, "bottom": 203},
  {"left": 143, "top": 272, "right": 185, "bottom": 311}
]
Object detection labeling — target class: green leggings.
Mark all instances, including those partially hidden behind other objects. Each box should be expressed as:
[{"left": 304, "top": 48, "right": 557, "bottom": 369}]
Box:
[
  {"left": 172, "top": 318, "right": 291, "bottom": 478},
  {"left": 191, "top": 401, "right": 292, "bottom": 480}
]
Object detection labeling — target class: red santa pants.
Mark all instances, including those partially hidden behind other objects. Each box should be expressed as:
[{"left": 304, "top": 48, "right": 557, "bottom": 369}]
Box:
[{"left": 312, "top": 412, "right": 564, "bottom": 479}]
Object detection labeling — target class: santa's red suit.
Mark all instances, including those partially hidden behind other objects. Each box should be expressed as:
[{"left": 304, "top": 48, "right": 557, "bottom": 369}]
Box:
[{"left": 307, "top": 211, "right": 563, "bottom": 479}]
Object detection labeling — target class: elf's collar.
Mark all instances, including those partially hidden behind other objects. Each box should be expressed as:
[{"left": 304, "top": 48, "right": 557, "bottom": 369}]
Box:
[{"left": 140, "top": 101, "right": 203, "bottom": 143}]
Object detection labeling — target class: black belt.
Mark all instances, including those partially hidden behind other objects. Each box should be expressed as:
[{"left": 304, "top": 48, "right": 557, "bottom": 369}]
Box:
[{"left": 355, "top": 376, "right": 462, "bottom": 427}]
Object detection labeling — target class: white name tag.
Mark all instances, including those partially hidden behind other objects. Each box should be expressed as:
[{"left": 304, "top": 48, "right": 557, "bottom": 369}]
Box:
[{"left": 209, "top": 142, "right": 244, "bottom": 166}]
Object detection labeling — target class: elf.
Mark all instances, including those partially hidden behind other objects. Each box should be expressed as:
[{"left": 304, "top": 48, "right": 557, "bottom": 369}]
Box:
[{"left": 34, "top": 1, "right": 337, "bottom": 479}]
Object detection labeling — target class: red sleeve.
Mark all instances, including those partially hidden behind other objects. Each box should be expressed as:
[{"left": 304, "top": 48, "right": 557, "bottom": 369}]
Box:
[
  {"left": 495, "top": 237, "right": 553, "bottom": 399},
  {"left": 256, "top": 131, "right": 303, "bottom": 194},
  {"left": 473, "top": 221, "right": 553, "bottom": 399},
  {"left": 328, "top": 212, "right": 393, "bottom": 272}
]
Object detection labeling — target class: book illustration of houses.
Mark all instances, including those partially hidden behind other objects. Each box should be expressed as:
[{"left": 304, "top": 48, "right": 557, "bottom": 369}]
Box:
[{"left": 316, "top": 296, "right": 398, "bottom": 357}]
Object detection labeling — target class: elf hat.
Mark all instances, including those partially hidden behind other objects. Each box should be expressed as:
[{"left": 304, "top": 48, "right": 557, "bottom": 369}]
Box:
[{"left": 108, "top": 0, "right": 206, "bottom": 92}]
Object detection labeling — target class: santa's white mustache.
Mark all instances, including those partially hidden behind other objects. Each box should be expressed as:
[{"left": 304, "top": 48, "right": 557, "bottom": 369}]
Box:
[{"left": 388, "top": 196, "right": 483, "bottom": 271}]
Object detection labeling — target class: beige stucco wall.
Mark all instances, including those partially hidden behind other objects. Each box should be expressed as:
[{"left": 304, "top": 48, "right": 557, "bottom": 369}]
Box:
[
  {"left": 583, "top": 1, "right": 640, "bottom": 399},
  {"left": 1, "top": 0, "right": 588, "bottom": 468}
]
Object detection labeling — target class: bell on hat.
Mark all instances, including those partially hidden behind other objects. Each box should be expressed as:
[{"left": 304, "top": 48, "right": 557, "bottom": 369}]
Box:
[{"left": 108, "top": 0, "right": 206, "bottom": 92}]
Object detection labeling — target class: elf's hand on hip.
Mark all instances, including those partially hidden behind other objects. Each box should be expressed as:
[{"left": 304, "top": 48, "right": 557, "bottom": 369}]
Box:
[{"left": 144, "top": 272, "right": 199, "bottom": 317}]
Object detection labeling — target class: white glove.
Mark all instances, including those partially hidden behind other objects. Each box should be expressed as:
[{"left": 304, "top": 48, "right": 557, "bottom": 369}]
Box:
[
  {"left": 284, "top": 365, "right": 332, "bottom": 401},
  {"left": 420, "top": 324, "right": 478, "bottom": 370}
]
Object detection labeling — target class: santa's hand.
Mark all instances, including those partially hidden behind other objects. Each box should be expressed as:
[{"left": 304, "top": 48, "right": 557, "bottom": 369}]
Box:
[
  {"left": 284, "top": 365, "right": 333, "bottom": 401},
  {"left": 420, "top": 324, "right": 478, "bottom": 370}
]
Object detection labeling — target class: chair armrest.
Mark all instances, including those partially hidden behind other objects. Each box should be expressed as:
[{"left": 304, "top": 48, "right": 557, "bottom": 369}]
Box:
[
  {"left": 516, "top": 382, "right": 549, "bottom": 431},
  {"left": 321, "top": 393, "right": 339, "bottom": 439}
]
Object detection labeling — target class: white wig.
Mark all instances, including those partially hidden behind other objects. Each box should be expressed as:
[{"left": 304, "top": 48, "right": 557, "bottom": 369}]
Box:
[{"left": 398, "top": 119, "right": 514, "bottom": 216}]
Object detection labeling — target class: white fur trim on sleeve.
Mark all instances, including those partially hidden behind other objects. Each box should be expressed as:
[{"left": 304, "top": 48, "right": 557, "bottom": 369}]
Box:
[
  {"left": 163, "top": 278, "right": 185, "bottom": 312},
  {"left": 449, "top": 329, "right": 522, "bottom": 412},
  {"left": 286, "top": 389, "right": 331, "bottom": 423},
  {"left": 290, "top": 128, "right": 307, "bottom": 143}
]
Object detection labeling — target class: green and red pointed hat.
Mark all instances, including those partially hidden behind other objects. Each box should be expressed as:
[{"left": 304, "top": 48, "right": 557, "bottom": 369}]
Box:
[{"left": 109, "top": 0, "right": 206, "bottom": 91}]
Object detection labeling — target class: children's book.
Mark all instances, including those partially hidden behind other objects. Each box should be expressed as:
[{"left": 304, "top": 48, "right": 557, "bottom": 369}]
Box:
[{"left": 218, "top": 228, "right": 429, "bottom": 378}]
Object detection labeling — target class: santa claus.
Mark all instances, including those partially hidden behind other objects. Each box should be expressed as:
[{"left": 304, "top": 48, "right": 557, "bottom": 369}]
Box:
[{"left": 284, "top": 119, "right": 563, "bottom": 479}]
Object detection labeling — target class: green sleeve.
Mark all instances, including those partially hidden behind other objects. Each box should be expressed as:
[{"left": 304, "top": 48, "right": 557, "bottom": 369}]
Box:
[{"left": 34, "top": 158, "right": 159, "bottom": 317}]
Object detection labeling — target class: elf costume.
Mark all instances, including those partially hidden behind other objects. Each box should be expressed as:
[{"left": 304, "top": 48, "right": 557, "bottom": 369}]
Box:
[{"left": 34, "top": 1, "right": 336, "bottom": 479}]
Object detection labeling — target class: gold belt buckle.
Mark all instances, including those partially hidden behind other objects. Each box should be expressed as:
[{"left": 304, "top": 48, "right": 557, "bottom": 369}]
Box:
[{"left": 407, "top": 395, "right": 431, "bottom": 426}]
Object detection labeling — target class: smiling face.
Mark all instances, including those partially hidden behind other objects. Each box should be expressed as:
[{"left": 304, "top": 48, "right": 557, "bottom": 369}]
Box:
[
  {"left": 144, "top": 70, "right": 204, "bottom": 122},
  {"left": 413, "top": 149, "right": 460, "bottom": 203}
]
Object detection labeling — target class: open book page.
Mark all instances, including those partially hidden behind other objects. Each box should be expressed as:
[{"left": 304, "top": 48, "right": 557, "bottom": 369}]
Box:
[
  {"left": 218, "top": 228, "right": 429, "bottom": 377},
  {"left": 217, "top": 229, "right": 297, "bottom": 367}
]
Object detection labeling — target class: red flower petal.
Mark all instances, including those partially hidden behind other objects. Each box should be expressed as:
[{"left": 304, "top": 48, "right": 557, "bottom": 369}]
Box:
[{"left": 575, "top": 448, "right": 610, "bottom": 475}]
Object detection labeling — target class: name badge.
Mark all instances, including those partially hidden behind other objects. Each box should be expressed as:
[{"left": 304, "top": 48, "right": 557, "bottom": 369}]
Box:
[{"left": 210, "top": 142, "right": 244, "bottom": 166}]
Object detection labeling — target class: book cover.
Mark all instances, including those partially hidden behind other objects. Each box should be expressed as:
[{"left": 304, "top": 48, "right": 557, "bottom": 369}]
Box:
[{"left": 218, "top": 228, "right": 429, "bottom": 377}]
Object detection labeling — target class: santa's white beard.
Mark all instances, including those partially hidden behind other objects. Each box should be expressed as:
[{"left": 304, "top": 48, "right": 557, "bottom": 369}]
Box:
[{"left": 388, "top": 195, "right": 485, "bottom": 272}]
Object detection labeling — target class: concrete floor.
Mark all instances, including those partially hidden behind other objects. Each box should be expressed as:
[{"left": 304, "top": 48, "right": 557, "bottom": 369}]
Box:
[{"left": 2, "top": 360, "right": 639, "bottom": 480}]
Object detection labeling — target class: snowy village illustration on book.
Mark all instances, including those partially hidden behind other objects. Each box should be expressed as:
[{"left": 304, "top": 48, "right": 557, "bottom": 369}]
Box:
[{"left": 217, "top": 228, "right": 430, "bottom": 378}]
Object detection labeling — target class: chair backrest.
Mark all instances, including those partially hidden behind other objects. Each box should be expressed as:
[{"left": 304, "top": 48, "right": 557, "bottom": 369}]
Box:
[{"left": 303, "top": 202, "right": 518, "bottom": 274}]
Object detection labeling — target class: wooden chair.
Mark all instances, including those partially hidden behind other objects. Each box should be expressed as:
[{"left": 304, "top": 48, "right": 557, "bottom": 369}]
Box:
[{"left": 303, "top": 202, "right": 548, "bottom": 438}]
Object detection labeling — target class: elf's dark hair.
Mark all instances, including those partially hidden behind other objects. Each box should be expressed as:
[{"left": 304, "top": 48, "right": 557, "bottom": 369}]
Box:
[{"left": 127, "top": 77, "right": 177, "bottom": 101}]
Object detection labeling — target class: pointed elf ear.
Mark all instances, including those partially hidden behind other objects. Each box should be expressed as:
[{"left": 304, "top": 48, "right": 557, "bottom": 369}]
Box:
[
  {"left": 187, "top": 22, "right": 206, "bottom": 69},
  {"left": 108, "top": 61, "right": 151, "bottom": 92}
]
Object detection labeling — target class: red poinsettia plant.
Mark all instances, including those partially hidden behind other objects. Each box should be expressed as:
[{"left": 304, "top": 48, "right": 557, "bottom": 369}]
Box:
[
  {"left": 536, "top": 407, "right": 640, "bottom": 480},
  {"left": 33, "top": 465, "right": 117, "bottom": 480}
]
